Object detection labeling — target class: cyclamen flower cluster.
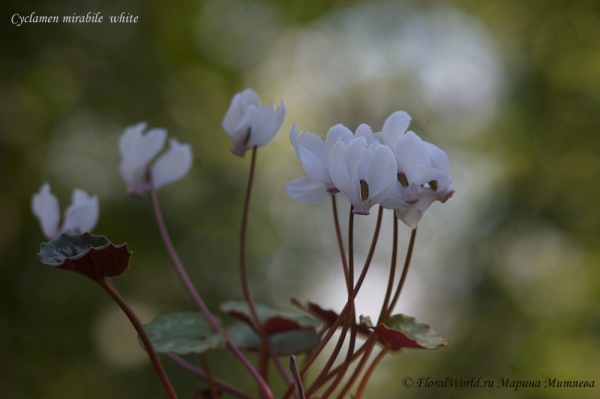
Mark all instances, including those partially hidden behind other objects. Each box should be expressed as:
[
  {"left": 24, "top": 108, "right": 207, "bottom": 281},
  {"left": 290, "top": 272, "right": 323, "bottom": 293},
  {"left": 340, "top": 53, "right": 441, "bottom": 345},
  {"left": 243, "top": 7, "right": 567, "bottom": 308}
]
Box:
[
  {"left": 31, "top": 88, "right": 453, "bottom": 238},
  {"left": 285, "top": 111, "right": 454, "bottom": 228}
]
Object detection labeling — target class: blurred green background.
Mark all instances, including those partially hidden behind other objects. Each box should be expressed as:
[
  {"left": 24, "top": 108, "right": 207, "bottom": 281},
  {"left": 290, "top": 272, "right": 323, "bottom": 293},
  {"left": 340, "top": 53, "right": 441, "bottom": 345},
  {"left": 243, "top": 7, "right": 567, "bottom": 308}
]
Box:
[{"left": 2, "top": 0, "right": 600, "bottom": 398}]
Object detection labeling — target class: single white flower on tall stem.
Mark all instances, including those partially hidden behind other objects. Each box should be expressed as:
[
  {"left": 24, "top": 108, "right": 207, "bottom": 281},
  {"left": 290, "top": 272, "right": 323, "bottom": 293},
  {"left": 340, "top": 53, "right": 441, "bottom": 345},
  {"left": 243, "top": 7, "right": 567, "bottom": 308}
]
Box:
[
  {"left": 222, "top": 88, "right": 286, "bottom": 157},
  {"left": 119, "top": 122, "right": 192, "bottom": 197},
  {"left": 31, "top": 182, "right": 99, "bottom": 239}
]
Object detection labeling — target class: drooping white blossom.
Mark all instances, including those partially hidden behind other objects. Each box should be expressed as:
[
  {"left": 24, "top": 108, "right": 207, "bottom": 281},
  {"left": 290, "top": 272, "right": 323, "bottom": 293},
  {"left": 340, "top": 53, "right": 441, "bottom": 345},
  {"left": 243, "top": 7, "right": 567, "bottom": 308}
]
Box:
[
  {"left": 119, "top": 122, "right": 192, "bottom": 197},
  {"left": 31, "top": 183, "right": 99, "bottom": 240},
  {"left": 285, "top": 123, "right": 354, "bottom": 203},
  {"left": 377, "top": 111, "right": 454, "bottom": 228},
  {"left": 328, "top": 136, "right": 397, "bottom": 215},
  {"left": 222, "top": 88, "right": 286, "bottom": 157}
]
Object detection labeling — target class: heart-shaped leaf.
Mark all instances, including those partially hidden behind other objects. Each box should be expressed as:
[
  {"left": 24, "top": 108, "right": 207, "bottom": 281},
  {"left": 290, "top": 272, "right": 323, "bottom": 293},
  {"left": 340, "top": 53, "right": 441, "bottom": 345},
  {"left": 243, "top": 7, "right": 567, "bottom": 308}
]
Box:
[
  {"left": 38, "top": 233, "right": 131, "bottom": 282},
  {"left": 228, "top": 322, "right": 320, "bottom": 355},
  {"left": 142, "top": 312, "right": 227, "bottom": 354},
  {"left": 220, "top": 301, "right": 320, "bottom": 335},
  {"left": 360, "top": 315, "right": 447, "bottom": 350}
]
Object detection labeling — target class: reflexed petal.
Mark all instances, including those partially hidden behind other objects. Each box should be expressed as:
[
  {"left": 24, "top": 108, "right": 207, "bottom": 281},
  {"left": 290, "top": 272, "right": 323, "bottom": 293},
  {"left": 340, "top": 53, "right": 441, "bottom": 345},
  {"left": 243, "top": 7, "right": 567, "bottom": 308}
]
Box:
[
  {"left": 119, "top": 123, "right": 167, "bottom": 194},
  {"left": 397, "top": 131, "right": 430, "bottom": 179},
  {"left": 425, "top": 142, "right": 450, "bottom": 174},
  {"left": 222, "top": 88, "right": 261, "bottom": 136},
  {"left": 365, "top": 143, "right": 397, "bottom": 198},
  {"left": 249, "top": 101, "right": 286, "bottom": 149},
  {"left": 328, "top": 140, "right": 352, "bottom": 196},
  {"left": 285, "top": 177, "right": 331, "bottom": 203},
  {"left": 325, "top": 124, "right": 354, "bottom": 155},
  {"left": 381, "top": 111, "right": 411, "bottom": 150},
  {"left": 61, "top": 189, "right": 99, "bottom": 235},
  {"left": 31, "top": 183, "right": 60, "bottom": 239},
  {"left": 355, "top": 124, "right": 375, "bottom": 144},
  {"left": 395, "top": 207, "right": 423, "bottom": 229},
  {"left": 152, "top": 139, "right": 193, "bottom": 190}
]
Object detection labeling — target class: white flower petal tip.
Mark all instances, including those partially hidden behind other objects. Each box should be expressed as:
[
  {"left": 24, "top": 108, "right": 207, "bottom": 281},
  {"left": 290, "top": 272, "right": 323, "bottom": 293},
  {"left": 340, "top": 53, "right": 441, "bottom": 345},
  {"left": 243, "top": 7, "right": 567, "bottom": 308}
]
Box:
[
  {"left": 31, "top": 183, "right": 99, "bottom": 240},
  {"left": 119, "top": 122, "right": 193, "bottom": 196},
  {"left": 222, "top": 88, "right": 286, "bottom": 157}
]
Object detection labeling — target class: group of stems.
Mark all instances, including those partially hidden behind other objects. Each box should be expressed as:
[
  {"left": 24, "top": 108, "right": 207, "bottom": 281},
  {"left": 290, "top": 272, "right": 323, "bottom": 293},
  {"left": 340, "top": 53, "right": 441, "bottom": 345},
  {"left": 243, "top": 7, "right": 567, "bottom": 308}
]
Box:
[
  {"left": 106, "top": 149, "right": 418, "bottom": 399},
  {"left": 282, "top": 198, "right": 418, "bottom": 399}
]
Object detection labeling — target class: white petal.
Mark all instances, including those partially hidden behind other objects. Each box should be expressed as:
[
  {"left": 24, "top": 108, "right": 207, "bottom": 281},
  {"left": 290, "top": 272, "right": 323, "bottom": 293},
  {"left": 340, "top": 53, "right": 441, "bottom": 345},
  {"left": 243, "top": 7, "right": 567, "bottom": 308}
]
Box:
[
  {"left": 325, "top": 124, "right": 354, "bottom": 155},
  {"left": 249, "top": 100, "right": 286, "bottom": 148},
  {"left": 424, "top": 141, "right": 450, "bottom": 174},
  {"left": 222, "top": 88, "right": 261, "bottom": 137},
  {"left": 119, "top": 123, "right": 167, "bottom": 194},
  {"left": 395, "top": 207, "right": 423, "bottom": 229},
  {"left": 31, "top": 183, "right": 60, "bottom": 239},
  {"left": 381, "top": 111, "right": 411, "bottom": 150},
  {"left": 327, "top": 140, "right": 352, "bottom": 195},
  {"left": 285, "top": 177, "right": 331, "bottom": 203},
  {"left": 61, "top": 189, "right": 99, "bottom": 235},
  {"left": 296, "top": 132, "right": 329, "bottom": 184},
  {"left": 152, "top": 139, "right": 193, "bottom": 190},
  {"left": 397, "top": 131, "right": 430, "bottom": 180},
  {"left": 355, "top": 124, "right": 375, "bottom": 144},
  {"left": 365, "top": 143, "right": 397, "bottom": 204}
]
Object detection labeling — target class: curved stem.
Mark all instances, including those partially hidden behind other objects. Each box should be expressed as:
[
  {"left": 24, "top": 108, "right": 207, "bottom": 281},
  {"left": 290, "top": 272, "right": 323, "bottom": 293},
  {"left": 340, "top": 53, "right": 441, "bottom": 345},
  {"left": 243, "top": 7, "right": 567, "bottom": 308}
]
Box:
[
  {"left": 167, "top": 354, "right": 257, "bottom": 399},
  {"left": 335, "top": 335, "right": 378, "bottom": 399},
  {"left": 352, "top": 206, "right": 384, "bottom": 297},
  {"left": 281, "top": 304, "right": 350, "bottom": 399},
  {"left": 354, "top": 344, "right": 390, "bottom": 399},
  {"left": 378, "top": 213, "right": 398, "bottom": 324},
  {"left": 331, "top": 195, "right": 350, "bottom": 287},
  {"left": 238, "top": 147, "right": 294, "bottom": 393},
  {"left": 384, "top": 227, "right": 417, "bottom": 321},
  {"left": 148, "top": 178, "right": 272, "bottom": 399},
  {"left": 99, "top": 278, "right": 178, "bottom": 399},
  {"left": 201, "top": 354, "right": 219, "bottom": 399}
]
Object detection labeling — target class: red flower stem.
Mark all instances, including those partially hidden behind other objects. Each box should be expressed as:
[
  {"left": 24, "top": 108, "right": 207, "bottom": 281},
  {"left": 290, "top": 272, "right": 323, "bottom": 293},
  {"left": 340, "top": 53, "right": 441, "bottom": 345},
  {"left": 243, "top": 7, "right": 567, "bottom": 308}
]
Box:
[
  {"left": 320, "top": 341, "right": 368, "bottom": 384},
  {"left": 239, "top": 147, "right": 295, "bottom": 394},
  {"left": 201, "top": 354, "right": 219, "bottom": 399},
  {"left": 280, "top": 304, "right": 350, "bottom": 399},
  {"left": 289, "top": 356, "right": 305, "bottom": 399},
  {"left": 303, "top": 307, "right": 352, "bottom": 397},
  {"left": 99, "top": 278, "right": 178, "bottom": 399},
  {"left": 352, "top": 206, "right": 384, "bottom": 296},
  {"left": 331, "top": 195, "right": 350, "bottom": 292},
  {"left": 384, "top": 227, "right": 417, "bottom": 321},
  {"left": 167, "top": 354, "right": 257, "bottom": 399},
  {"left": 288, "top": 205, "right": 384, "bottom": 398},
  {"left": 334, "top": 335, "right": 378, "bottom": 399},
  {"left": 148, "top": 176, "right": 272, "bottom": 399},
  {"left": 354, "top": 343, "right": 390, "bottom": 399},
  {"left": 306, "top": 206, "right": 360, "bottom": 398},
  {"left": 378, "top": 213, "right": 398, "bottom": 324}
]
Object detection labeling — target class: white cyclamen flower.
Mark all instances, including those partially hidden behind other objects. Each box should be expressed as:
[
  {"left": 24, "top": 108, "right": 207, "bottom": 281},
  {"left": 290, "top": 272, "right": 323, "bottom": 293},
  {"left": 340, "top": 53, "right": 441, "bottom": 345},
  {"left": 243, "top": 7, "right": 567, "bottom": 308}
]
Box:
[
  {"left": 119, "top": 122, "right": 192, "bottom": 197},
  {"left": 285, "top": 123, "right": 354, "bottom": 203},
  {"left": 222, "top": 88, "right": 286, "bottom": 157},
  {"left": 328, "top": 136, "right": 397, "bottom": 215},
  {"left": 377, "top": 111, "right": 454, "bottom": 228},
  {"left": 31, "top": 183, "right": 99, "bottom": 240}
]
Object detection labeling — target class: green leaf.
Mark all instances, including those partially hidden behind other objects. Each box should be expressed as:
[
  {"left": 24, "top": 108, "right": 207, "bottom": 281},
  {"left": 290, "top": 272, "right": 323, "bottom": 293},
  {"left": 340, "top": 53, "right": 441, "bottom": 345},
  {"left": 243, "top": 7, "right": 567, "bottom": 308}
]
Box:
[
  {"left": 228, "top": 322, "right": 320, "bottom": 356},
  {"left": 142, "top": 312, "right": 227, "bottom": 355},
  {"left": 220, "top": 301, "right": 320, "bottom": 335},
  {"left": 360, "top": 315, "right": 448, "bottom": 350},
  {"left": 38, "top": 233, "right": 131, "bottom": 281}
]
